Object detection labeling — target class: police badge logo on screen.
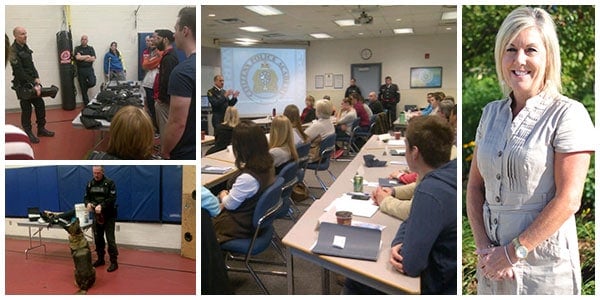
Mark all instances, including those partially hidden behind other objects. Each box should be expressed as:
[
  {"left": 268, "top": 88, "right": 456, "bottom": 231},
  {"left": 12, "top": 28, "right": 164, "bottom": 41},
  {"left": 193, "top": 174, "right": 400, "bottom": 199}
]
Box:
[{"left": 240, "top": 53, "right": 290, "bottom": 104}]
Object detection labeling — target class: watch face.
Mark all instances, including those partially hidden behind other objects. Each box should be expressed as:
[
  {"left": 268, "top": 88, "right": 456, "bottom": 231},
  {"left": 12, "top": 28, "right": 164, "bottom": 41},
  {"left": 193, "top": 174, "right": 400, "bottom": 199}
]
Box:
[{"left": 516, "top": 246, "right": 528, "bottom": 259}]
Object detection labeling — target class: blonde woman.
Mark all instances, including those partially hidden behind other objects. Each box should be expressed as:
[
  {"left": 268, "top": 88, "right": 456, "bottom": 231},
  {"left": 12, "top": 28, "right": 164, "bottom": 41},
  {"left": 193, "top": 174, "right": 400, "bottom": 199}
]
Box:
[
  {"left": 269, "top": 115, "right": 299, "bottom": 174},
  {"left": 283, "top": 104, "right": 308, "bottom": 144},
  {"left": 467, "top": 7, "right": 594, "bottom": 294},
  {"left": 206, "top": 106, "right": 239, "bottom": 155},
  {"left": 88, "top": 106, "right": 154, "bottom": 159}
]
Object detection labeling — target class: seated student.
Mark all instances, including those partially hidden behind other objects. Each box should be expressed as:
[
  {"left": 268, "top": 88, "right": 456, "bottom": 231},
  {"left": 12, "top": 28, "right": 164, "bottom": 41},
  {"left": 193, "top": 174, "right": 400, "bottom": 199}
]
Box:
[
  {"left": 304, "top": 99, "right": 335, "bottom": 162},
  {"left": 283, "top": 104, "right": 308, "bottom": 145},
  {"left": 344, "top": 115, "right": 457, "bottom": 295},
  {"left": 206, "top": 106, "right": 239, "bottom": 155},
  {"left": 201, "top": 186, "right": 221, "bottom": 217},
  {"left": 335, "top": 98, "right": 357, "bottom": 139},
  {"left": 300, "top": 95, "right": 316, "bottom": 123},
  {"left": 87, "top": 106, "right": 155, "bottom": 160},
  {"left": 373, "top": 122, "right": 458, "bottom": 221},
  {"left": 269, "top": 115, "right": 299, "bottom": 174},
  {"left": 349, "top": 92, "right": 370, "bottom": 131},
  {"left": 212, "top": 120, "right": 275, "bottom": 243},
  {"left": 437, "top": 99, "right": 455, "bottom": 122}
]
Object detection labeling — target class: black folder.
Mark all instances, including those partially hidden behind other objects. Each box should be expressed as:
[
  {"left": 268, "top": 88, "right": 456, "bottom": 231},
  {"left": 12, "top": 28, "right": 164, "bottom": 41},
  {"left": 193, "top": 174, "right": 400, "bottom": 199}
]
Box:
[{"left": 312, "top": 222, "right": 382, "bottom": 261}]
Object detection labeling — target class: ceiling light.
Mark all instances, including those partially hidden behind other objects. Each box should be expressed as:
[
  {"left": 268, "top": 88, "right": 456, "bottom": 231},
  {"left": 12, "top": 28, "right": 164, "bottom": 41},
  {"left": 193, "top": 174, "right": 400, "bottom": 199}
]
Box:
[
  {"left": 394, "top": 28, "right": 414, "bottom": 34},
  {"left": 245, "top": 5, "right": 283, "bottom": 16},
  {"left": 234, "top": 41, "right": 256, "bottom": 46},
  {"left": 240, "top": 26, "right": 268, "bottom": 33},
  {"left": 334, "top": 19, "right": 356, "bottom": 27},
  {"left": 446, "top": 27, "right": 452, "bottom": 30},
  {"left": 441, "top": 11, "right": 457, "bottom": 21},
  {"left": 208, "top": 13, "right": 215, "bottom": 17},
  {"left": 236, "top": 38, "right": 260, "bottom": 43},
  {"left": 310, "top": 33, "right": 333, "bottom": 39}
]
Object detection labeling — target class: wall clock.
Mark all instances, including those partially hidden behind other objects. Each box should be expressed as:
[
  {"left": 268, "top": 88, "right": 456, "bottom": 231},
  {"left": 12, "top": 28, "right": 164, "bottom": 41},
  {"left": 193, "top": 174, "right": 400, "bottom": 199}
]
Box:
[{"left": 360, "top": 48, "right": 372, "bottom": 60}]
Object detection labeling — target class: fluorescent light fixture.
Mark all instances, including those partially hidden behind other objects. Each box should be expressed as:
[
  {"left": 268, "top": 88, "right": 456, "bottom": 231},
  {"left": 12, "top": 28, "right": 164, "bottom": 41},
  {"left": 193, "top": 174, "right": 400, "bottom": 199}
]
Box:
[
  {"left": 334, "top": 19, "right": 356, "bottom": 27},
  {"left": 236, "top": 38, "right": 260, "bottom": 43},
  {"left": 239, "top": 26, "right": 268, "bottom": 32},
  {"left": 234, "top": 41, "right": 256, "bottom": 46},
  {"left": 208, "top": 13, "right": 215, "bottom": 17},
  {"left": 393, "top": 28, "right": 414, "bottom": 34},
  {"left": 310, "top": 33, "right": 333, "bottom": 39},
  {"left": 441, "top": 11, "right": 457, "bottom": 21},
  {"left": 245, "top": 5, "right": 283, "bottom": 16}
]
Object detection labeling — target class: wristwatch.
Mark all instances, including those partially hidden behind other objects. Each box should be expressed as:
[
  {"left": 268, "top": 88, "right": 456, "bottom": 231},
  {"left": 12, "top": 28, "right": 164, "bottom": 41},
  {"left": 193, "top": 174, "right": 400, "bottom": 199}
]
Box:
[{"left": 512, "top": 237, "right": 529, "bottom": 260}]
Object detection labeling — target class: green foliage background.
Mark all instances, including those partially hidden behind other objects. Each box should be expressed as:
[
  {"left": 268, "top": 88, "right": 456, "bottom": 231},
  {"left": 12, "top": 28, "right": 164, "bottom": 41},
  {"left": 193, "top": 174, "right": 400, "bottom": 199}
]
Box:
[{"left": 462, "top": 5, "right": 595, "bottom": 295}]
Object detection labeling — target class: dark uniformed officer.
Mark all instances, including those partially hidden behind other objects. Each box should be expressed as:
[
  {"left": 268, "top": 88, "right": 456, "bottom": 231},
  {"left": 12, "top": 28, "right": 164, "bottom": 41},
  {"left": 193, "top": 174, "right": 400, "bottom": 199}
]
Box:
[
  {"left": 74, "top": 35, "right": 96, "bottom": 106},
  {"left": 9, "top": 26, "right": 55, "bottom": 144},
  {"left": 207, "top": 75, "right": 238, "bottom": 134},
  {"left": 84, "top": 166, "right": 119, "bottom": 272},
  {"left": 378, "top": 76, "right": 401, "bottom": 123},
  {"left": 344, "top": 77, "right": 362, "bottom": 98}
]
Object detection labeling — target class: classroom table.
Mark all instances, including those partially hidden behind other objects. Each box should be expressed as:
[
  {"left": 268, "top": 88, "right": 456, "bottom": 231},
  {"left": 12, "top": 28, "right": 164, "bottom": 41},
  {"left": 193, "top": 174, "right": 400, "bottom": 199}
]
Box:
[
  {"left": 282, "top": 134, "right": 420, "bottom": 294},
  {"left": 18, "top": 220, "right": 94, "bottom": 259}
]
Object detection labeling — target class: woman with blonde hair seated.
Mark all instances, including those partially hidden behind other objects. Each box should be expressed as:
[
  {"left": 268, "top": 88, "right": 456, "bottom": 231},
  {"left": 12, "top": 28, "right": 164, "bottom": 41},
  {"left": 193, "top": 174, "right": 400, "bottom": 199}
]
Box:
[
  {"left": 88, "top": 105, "right": 154, "bottom": 159},
  {"left": 206, "top": 106, "right": 240, "bottom": 155},
  {"left": 269, "top": 115, "right": 299, "bottom": 174}
]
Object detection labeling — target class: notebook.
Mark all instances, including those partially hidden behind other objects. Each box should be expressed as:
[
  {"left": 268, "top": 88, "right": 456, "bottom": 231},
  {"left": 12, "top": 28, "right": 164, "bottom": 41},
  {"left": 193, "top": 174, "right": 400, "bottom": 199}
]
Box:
[
  {"left": 27, "top": 207, "right": 41, "bottom": 221},
  {"left": 312, "top": 222, "right": 382, "bottom": 261},
  {"left": 201, "top": 165, "right": 233, "bottom": 174}
]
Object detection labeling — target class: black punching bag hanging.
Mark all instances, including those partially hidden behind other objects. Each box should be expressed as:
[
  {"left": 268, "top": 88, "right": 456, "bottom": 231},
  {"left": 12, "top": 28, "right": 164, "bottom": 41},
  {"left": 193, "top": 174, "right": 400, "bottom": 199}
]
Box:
[{"left": 57, "top": 30, "right": 76, "bottom": 110}]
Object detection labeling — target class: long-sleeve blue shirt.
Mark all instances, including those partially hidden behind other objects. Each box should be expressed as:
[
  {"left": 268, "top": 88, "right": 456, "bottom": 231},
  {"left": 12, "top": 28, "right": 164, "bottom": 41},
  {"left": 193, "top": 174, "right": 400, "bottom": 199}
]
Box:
[
  {"left": 103, "top": 51, "right": 125, "bottom": 75},
  {"left": 392, "top": 159, "right": 457, "bottom": 295}
]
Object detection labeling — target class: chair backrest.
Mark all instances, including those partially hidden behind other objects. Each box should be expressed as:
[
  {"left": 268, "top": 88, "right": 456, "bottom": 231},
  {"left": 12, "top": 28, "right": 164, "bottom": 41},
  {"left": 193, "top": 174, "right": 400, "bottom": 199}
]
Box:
[
  {"left": 277, "top": 161, "right": 299, "bottom": 218},
  {"left": 317, "top": 134, "right": 336, "bottom": 167},
  {"left": 253, "top": 177, "right": 284, "bottom": 229},
  {"left": 295, "top": 142, "right": 311, "bottom": 182},
  {"left": 371, "top": 112, "right": 391, "bottom": 134}
]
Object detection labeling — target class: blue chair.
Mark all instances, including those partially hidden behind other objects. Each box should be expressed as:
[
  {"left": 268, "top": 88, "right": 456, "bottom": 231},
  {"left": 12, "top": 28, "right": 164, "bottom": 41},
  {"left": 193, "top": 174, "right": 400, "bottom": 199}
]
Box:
[
  {"left": 295, "top": 141, "right": 315, "bottom": 202},
  {"left": 220, "top": 177, "right": 286, "bottom": 294},
  {"left": 276, "top": 160, "right": 299, "bottom": 221},
  {"left": 306, "top": 134, "right": 337, "bottom": 192},
  {"left": 352, "top": 114, "right": 376, "bottom": 151},
  {"left": 335, "top": 118, "right": 360, "bottom": 159}
]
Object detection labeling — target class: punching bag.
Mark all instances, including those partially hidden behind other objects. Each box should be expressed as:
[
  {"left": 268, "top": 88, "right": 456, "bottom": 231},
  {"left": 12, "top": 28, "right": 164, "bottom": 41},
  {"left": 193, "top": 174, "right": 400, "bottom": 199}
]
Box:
[{"left": 56, "top": 30, "right": 76, "bottom": 110}]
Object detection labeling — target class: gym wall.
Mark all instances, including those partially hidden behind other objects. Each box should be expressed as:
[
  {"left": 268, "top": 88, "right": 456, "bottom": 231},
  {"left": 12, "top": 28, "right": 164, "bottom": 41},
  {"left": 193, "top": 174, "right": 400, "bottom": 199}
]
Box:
[{"left": 5, "top": 165, "right": 183, "bottom": 223}]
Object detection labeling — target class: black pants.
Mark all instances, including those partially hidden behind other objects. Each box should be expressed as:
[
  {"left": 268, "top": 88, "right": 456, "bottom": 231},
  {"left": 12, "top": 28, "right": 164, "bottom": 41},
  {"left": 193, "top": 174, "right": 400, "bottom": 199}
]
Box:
[
  {"left": 19, "top": 96, "right": 46, "bottom": 132},
  {"left": 77, "top": 67, "right": 96, "bottom": 105},
  {"left": 93, "top": 216, "right": 118, "bottom": 262},
  {"left": 211, "top": 113, "right": 224, "bottom": 135},
  {"left": 144, "top": 87, "right": 158, "bottom": 133},
  {"left": 382, "top": 101, "right": 397, "bottom": 124}
]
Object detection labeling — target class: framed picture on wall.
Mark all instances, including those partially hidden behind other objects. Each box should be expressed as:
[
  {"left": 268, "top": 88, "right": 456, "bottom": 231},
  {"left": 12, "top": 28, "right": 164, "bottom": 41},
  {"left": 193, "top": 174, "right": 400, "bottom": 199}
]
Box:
[
  {"left": 333, "top": 74, "right": 343, "bottom": 89},
  {"left": 315, "top": 75, "right": 324, "bottom": 89},
  {"left": 409, "top": 67, "right": 442, "bottom": 88},
  {"left": 324, "top": 73, "right": 334, "bottom": 87}
]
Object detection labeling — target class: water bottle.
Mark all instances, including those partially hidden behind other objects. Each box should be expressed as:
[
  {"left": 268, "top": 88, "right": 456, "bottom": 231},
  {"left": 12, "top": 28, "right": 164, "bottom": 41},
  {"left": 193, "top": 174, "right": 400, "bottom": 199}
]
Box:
[
  {"left": 272, "top": 108, "right": 276, "bottom": 117},
  {"left": 353, "top": 172, "right": 363, "bottom": 192}
]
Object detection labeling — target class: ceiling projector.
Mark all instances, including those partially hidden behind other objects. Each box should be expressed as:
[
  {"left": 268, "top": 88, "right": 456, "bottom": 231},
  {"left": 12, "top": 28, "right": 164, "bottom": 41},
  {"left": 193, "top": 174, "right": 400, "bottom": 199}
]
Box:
[{"left": 354, "top": 11, "right": 373, "bottom": 25}]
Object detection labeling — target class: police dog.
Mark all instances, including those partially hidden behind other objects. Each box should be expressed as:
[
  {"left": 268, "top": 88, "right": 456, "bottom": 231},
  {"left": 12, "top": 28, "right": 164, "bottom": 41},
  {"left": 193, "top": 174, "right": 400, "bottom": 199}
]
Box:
[{"left": 64, "top": 218, "right": 96, "bottom": 294}]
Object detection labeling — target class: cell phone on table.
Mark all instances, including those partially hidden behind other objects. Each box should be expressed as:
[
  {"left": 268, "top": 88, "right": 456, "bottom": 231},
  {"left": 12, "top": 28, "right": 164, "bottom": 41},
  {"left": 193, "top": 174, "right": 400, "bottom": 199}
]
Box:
[{"left": 349, "top": 193, "right": 370, "bottom": 200}]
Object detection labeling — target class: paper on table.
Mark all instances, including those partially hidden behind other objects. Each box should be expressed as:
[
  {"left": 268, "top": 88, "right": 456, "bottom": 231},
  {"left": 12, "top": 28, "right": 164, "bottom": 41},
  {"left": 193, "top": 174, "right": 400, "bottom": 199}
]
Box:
[
  {"left": 377, "top": 133, "right": 391, "bottom": 141},
  {"left": 387, "top": 139, "right": 405, "bottom": 146},
  {"left": 201, "top": 165, "right": 233, "bottom": 174},
  {"left": 324, "top": 194, "right": 379, "bottom": 218}
]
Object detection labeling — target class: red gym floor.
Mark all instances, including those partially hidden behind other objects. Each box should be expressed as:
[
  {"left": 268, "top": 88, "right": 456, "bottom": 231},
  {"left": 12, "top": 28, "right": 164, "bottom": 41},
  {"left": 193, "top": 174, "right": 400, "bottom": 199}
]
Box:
[
  {"left": 6, "top": 105, "right": 107, "bottom": 160},
  {"left": 5, "top": 237, "right": 196, "bottom": 295}
]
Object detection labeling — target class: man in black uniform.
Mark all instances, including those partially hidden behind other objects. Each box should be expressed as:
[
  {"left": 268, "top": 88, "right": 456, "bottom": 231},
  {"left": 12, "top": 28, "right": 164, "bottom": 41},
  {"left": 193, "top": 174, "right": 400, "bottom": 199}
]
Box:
[
  {"left": 9, "top": 26, "right": 55, "bottom": 144},
  {"left": 84, "top": 166, "right": 119, "bottom": 272},
  {"left": 207, "top": 75, "right": 238, "bottom": 134},
  {"left": 378, "top": 76, "right": 400, "bottom": 123},
  {"left": 344, "top": 77, "right": 362, "bottom": 98},
  {"left": 74, "top": 34, "right": 96, "bottom": 106}
]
